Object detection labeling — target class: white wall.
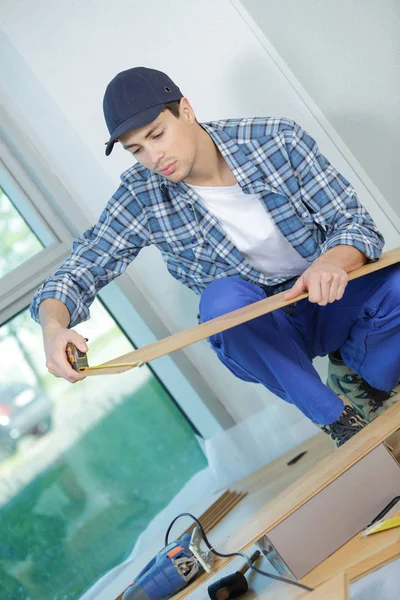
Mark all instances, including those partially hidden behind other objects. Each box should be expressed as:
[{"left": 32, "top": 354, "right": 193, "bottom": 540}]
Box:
[
  {"left": 1, "top": 0, "right": 398, "bottom": 434},
  {"left": 240, "top": 0, "right": 400, "bottom": 218}
]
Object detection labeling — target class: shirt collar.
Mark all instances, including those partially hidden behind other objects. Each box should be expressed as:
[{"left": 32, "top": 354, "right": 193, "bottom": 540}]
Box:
[{"left": 158, "top": 122, "right": 280, "bottom": 196}]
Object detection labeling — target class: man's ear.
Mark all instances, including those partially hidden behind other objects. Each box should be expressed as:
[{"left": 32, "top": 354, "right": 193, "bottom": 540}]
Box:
[{"left": 180, "top": 97, "right": 196, "bottom": 123}]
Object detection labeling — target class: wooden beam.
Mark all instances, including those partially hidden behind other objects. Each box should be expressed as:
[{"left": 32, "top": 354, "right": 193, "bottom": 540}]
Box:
[
  {"left": 346, "top": 543, "right": 400, "bottom": 583},
  {"left": 299, "top": 573, "right": 348, "bottom": 600},
  {"left": 82, "top": 247, "right": 400, "bottom": 375},
  {"left": 301, "top": 522, "right": 400, "bottom": 590}
]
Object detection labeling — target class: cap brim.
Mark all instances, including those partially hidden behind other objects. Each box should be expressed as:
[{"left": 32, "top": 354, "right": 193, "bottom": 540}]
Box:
[{"left": 105, "top": 104, "right": 165, "bottom": 156}]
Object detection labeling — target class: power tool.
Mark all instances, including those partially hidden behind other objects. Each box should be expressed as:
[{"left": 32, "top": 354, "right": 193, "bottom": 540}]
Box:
[
  {"left": 118, "top": 508, "right": 314, "bottom": 600},
  {"left": 122, "top": 532, "right": 207, "bottom": 600}
]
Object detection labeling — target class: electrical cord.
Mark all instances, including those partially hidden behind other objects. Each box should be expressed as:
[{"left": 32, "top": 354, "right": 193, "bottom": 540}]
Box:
[{"left": 165, "top": 512, "right": 313, "bottom": 593}]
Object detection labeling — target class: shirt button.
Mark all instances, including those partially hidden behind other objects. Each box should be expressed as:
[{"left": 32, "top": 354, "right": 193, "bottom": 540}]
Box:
[{"left": 187, "top": 203, "right": 192, "bottom": 208}]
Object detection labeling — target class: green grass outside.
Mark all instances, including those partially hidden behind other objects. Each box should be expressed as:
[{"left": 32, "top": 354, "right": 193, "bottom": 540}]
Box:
[{"left": 0, "top": 378, "right": 207, "bottom": 600}]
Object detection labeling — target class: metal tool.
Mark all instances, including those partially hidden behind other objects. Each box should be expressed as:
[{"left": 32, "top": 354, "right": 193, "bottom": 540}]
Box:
[
  {"left": 287, "top": 451, "right": 308, "bottom": 466},
  {"left": 66, "top": 343, "right": 90, "bottom": 372},
  {"left": 189, "top": 526, "right": 215, "bottom": 573},
  {"left": 207, "top": 550, "right": 261, "bottom": 600},
  {"left": 65, "top": 342, "right": 144, "bottom": 373}
]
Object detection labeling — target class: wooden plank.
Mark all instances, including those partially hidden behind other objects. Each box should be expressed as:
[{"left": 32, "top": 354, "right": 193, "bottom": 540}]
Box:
[
  {"left": 174, "top": 400, "right": 400, "bottom": 597},
  {"left": 179, "top": 490, "right": 247, "bottom": 536},
  {"left": 299, "top": 573, "right": 348, "bottom": 600},
  {"left": 386, "top": 429, "right": 400, "bottom": 461},
  {"left": 232, "top": 433, "right": 334, "bottom": 499},
  {"left": 201, "top": 492, "right": 248, "bottom": 533},
  {"left": 83, "top": 247, "right": 400, "bottom": 375},
  {"left": 178, "top": 490, "right": 231, "bottom": 535},
  {"left": 346, "top": 543, "right": 400, "bottom": 583}
]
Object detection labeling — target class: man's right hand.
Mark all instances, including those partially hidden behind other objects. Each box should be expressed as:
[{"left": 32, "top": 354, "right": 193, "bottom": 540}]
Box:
[
  {"left": 43, "top": 327, "right": 88, "bottom": 383},
  {"left": 39, "top": 298, "right": 88, "bottom": 383}
]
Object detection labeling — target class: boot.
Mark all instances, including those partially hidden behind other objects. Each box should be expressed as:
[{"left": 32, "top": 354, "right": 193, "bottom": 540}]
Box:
[
  {"left": 318, "top": 401, "right": 367, "bottom": 448},
  {"left": 327, "top": 350, "right": 397, "bottom": 423}
]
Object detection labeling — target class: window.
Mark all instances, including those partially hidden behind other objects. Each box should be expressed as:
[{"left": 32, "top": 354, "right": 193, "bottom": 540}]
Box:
[
  {"left": 0, "top": 186, "right": 44, "bottom": 278},
  {"left": 0, "top": 137, "right": 71, "bottom": 324},
  {"left": 0, "top": 135, "right": 207, "bottom": 599},
  {"left": 0, "top": 301, "right": 206, "bottom": 600}
]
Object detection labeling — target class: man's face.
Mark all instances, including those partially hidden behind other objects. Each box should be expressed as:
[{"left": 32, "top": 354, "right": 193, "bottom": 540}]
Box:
[{"left": 119, "top": 99, "right": 198, "bottom": 183}]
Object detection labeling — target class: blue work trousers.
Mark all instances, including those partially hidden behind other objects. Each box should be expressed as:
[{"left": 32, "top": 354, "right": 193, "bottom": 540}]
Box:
[{"left": 199, "top": 264, "right": 400, "bottom": 425}]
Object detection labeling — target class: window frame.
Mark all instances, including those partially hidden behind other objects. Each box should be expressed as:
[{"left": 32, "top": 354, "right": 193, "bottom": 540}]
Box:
[
  {"left": 0, "top": 138, "right": 72, "bottom": 325},
  {"left": 0, "top": 118, "right": 227, "bottom": 438}
]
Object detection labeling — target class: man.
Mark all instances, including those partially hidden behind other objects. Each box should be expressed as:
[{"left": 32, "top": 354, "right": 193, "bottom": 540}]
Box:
[{"left": 31, "top": 67, "right": 400, "bottom": 447}]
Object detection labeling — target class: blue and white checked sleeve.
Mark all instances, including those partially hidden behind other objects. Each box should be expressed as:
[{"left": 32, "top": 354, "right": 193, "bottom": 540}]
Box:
[
  {"left": 30, "top": 185, "right": 150, "bottom": 327},
  {"left": 288, "top": 123, "right": 385, "bottom": 260}
]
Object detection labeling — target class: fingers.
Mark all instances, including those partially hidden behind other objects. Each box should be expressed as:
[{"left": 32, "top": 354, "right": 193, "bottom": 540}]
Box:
[
  {"left": 288, "top": 262, "right": 348, "bottom": 306},
  {"left": 48, "top": 363, "right": 87, "bottom": 384},
  {"left": 283, "top": 276, "right": 306, "bottom": 301},
  {"left": 46, "top": 351, "right": 87, "bottom": 383},
  {"left": 308, "top": 271, "right": 348, "bottom": 305},
  {"left": 308, "top": 275, "right": 323, "bottom": 304},
  {"left": 335, "top": 273, "right": 348, "bottom": 301},
  {"left": 69, "top": 331, "right": 88, "bottom": 353},
  {"left": 44, "top": 329, "right": 89, "bottom": 383}
]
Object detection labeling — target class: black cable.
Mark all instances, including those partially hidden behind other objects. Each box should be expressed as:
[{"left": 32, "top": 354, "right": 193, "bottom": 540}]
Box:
[{"left": 164, "top": 512, "right": 313, "bottom": 592}]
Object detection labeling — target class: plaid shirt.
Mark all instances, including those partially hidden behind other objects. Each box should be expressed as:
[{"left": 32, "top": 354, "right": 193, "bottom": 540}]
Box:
[{"left": 31, "top": 117, "right": 384, "bottom": 327}]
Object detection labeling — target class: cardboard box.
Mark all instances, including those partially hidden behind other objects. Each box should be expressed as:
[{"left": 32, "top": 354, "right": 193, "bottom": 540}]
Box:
[{"left": 258, "top": 443, "right": 400, "bottom": 579}]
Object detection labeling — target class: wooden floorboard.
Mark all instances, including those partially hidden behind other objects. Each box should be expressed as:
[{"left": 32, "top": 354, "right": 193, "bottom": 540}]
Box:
[
  {"left": 299, "top": 573, "right": 348, "bottom": 600},
  {"left": 214, "top": 400, "right": 400, "bottom": 555},
  {"left": 175, "top": 400, "right": 400, "bottom": 598}
]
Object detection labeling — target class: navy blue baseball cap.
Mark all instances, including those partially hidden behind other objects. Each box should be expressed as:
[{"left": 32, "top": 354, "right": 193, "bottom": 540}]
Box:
[{"left": 103, "top": 67, "right": 183, "bottom": 156}]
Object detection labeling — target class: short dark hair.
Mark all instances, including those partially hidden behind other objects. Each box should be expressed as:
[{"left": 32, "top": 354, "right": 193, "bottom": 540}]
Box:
[{"left": 163, "top": 100, "right": 181, "bottom": 118}]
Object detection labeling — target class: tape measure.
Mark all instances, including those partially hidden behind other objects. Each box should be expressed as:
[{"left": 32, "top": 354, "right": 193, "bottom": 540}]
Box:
[{"left": 65, "top": 343, "right": 144, "bottom": 373}]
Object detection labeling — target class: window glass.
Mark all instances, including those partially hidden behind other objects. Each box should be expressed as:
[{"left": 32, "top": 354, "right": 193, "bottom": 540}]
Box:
[
  {"left": 0, "top": 186, "right": 44, "bottom": 278},
  {"left": 0, "top": 300, "right": 207, "bottom": 600}
]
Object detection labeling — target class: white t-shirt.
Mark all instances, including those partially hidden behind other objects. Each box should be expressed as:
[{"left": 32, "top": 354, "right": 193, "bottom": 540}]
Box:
[{"left": 187, "top": 182, "right": 309, "bottom": 279}]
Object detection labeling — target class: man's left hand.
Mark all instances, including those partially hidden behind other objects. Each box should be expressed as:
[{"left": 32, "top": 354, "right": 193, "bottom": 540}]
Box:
[{"left": 283, "top": 260, "right": 348, "bottom": 306}]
